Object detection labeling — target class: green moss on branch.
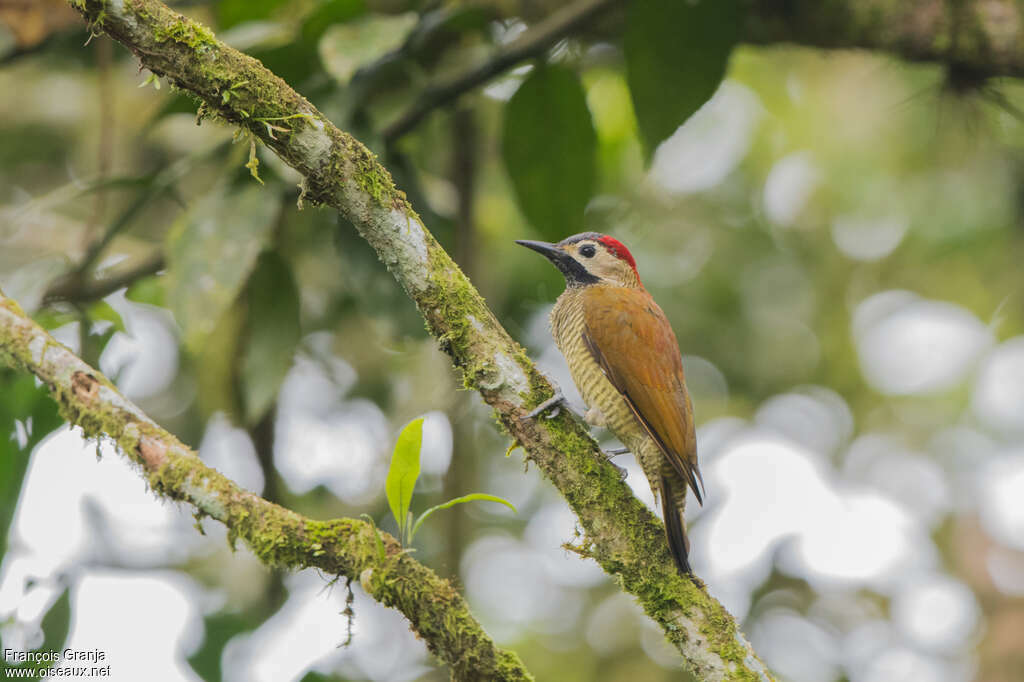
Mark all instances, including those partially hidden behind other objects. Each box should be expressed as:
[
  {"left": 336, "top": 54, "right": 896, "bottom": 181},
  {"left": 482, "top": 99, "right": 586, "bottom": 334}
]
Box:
[
  {"left": 0, "top": 290, "right": 532, "bottom": 682},
  {"left": 60, "top": 1, "right": 773, "bottom": 677}
]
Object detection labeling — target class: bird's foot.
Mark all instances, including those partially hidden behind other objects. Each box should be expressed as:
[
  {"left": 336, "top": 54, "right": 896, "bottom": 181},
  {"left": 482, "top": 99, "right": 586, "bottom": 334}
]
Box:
[
  {"left": 523, "top": 388, "right": 579, "bottom": 420},
  {"left": 601, "top": 447, "right": 630, "bottom": 480},
  {"left": 608, "top": 462, "right": 628, "bottom": 481}
]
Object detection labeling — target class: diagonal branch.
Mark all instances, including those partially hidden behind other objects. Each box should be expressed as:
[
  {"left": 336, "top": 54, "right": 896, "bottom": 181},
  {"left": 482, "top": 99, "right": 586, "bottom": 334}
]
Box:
[
  {"left": 62, "top": 1, "right": 771, "bottom": 679},
  {"left": 43, "top": 251, "right": 165, "bottom": 304},
  {"left": 744, "top": 0, "right": 1024, "bottom": 79},
  {"left": 0, "top": 291, "right": 532, "bottom": 682},
  {"left": 381, "top": 0, "right": 622, "bottom": 143}
]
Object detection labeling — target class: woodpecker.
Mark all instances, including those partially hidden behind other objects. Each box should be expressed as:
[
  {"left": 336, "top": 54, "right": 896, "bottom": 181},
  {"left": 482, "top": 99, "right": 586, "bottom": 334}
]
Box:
[{"left": 516, "top": 232, "right": 703, "bottom": 574}]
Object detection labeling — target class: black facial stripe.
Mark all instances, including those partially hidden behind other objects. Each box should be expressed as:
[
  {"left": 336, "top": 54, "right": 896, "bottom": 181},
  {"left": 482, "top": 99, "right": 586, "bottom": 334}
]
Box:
[{"left": 556, "top": 256, "right": 600, "bottom": 286}]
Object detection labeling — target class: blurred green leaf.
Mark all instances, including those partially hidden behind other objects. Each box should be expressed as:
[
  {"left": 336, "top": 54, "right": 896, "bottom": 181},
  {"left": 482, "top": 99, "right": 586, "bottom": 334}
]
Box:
[
  {"left": 0, "top": 372, "right": 62, "bottom": 557},
  {"left": 302, "top": 0, "right": 366, "bottom": 44},
  {"left": 241, "top": 252, "right": 301, "bottom": 424},
  {"left": 196, "top": 302, "right": 246, "bottom": 421},
  {"left": 385, "top": 417, "right": 424, "bottom": 542},
  {"left": 80, "top": 326, "right": 117, "bottom": 368},
  {"left": 218, "top": 0, "right": 289, "bottom": 29},
  {"left": 165, "top": 184, "right": 280, "bottom": 353},
  {"left": 410, "top": 493, "right": 517, "bottom": 542},
  {"left": 405, "top": 5, "right": 496, "bottom": 57},
  {"left": 319, "top": 12, "right": 418, "bottom": 85},
  {"left": 0, "top": 588, "right": 73, "bottom": 675},
  {"left": 125, "top": 275, "right": 165, "bottom": 307},
  {"left": 30, "top": 589, "right": 71, "bottom": 674},
  {"left": 187, "top": 611, "right": 259, "bottom": 682},
  {"left": 86, "top": 300, "right": 125, "bottom": 333},
  {"left": 624, "top": 0, "right": 739, "bottom": 158},
  {"left": 32, "top": 307, "right": 77, "bottom": 330},
  {"left": 502, "top": 64, "right": 597, "bottom": 240}
]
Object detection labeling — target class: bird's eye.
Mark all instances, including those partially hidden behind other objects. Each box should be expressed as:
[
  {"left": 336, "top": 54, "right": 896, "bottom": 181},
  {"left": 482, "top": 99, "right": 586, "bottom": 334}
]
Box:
[{"left": 579, "top": 244, "right": 596, "bottom": 258}]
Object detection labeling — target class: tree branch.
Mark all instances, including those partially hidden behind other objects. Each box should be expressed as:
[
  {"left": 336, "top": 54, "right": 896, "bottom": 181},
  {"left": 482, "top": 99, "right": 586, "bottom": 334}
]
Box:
[
  {"left": 0, "top": 292, "right": 532, "bottom": 682},
  {"left": 381, "top": 0, "right": 622, "bottom": 143},
  {"left": 43, "top": 251, "right": 165, "bottom": 304},
  {"left": 61, "top": 1, "right": 771, "bottom": 678},
  {"left": 745, "top": 0, "right": 1024, "bottom": 79}
]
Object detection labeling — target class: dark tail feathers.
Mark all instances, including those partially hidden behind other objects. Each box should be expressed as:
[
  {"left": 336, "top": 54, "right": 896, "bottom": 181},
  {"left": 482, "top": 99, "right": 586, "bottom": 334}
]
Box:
[{"left": 661, "top": 474, "right": 692, "bottom": 574}]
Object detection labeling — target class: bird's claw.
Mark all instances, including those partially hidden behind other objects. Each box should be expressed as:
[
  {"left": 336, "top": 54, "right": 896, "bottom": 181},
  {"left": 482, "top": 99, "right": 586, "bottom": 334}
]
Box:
[
  {"left": 601, "top": 447, "right": 629, "bottom": 479},
  {"left": 610, "top": 461, "right": 628, "bottom": 481},
  {"left": 523, "top": 389, "right": 567, "bottom": 420}
]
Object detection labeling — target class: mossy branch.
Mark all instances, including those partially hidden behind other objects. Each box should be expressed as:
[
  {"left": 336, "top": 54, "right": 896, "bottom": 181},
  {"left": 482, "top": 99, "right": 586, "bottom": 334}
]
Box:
[
  {"left": 61, "top": 0, "right": 772, "bottom": 678},
  {"left": 745, "top": 0, "right": 1024, "bottom": 80},
  {"left": 0, "top": 291, "right": 532, "bottom": 682}
]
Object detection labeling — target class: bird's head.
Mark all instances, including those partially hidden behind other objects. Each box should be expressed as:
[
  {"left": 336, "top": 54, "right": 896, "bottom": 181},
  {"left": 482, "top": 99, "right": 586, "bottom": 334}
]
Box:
[{"left": 515, "top": 232, "right": 641, "bottom": 288}]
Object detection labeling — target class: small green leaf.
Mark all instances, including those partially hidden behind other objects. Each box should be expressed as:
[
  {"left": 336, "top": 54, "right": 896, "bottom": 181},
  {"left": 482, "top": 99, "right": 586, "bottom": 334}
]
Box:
[
  {"left": 360, "top": 513, "right": 387, "bottom": 560},
  {"left": 384, "top": 418, "right": 424, "bottom": 542},
  {"left": 32, "top": 308, "right": 78, "bottom": 330},
  {"left": 217, "top": 0, "right": 288, "bottom": 29},
  {"left": 240, "top": 252, "right": 301, "bottom": 424},
  {"left": 502, "top": 64, "right": 597, "bottom": 240},
  {"left": 164, "top": 183, "right": 279, "bottom": 353},
  {"left": 86, "top": 300, "right": 126, "bottom": 333},
  {"left": 125, "top": 275, "right": 164, "bottom": 307},
  {"left": 28, "top": 589, "right": 71, "bottom": 674},
  {"left": 302, "top": 0, "right": 367, "bottom": 44},
  {"left": 319, "top": 12, "right": 418, "bottom": 85},
  {"left": 0, "top": 371, "right": 62, "bottom": 559},
  {"left": 410, "top": 493, "right": 517, "bottom": 542},
  {"left": 624, "top": 0, "right": 740, "bottom": 158}
]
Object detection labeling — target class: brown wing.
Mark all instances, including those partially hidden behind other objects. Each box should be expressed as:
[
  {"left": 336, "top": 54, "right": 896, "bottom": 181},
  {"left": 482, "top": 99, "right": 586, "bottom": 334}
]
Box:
[{"left": 581, "top": 286, "right": 704, "bottom": 504}]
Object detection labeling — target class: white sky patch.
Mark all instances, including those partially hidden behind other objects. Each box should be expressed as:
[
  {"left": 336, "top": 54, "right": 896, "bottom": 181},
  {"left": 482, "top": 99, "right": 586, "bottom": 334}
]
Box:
[
  {"left": 224, "top": 572, "right": 428, "bottom": 682},
  {"left": 754, "top": 387, "right": 853, "bottom": 458},
  {"left": 198, "top": 413, "right": 265, "bottom": 495},
  {"left": 750, "top": 609, "right": 839, "bottom": 682},
  {"left": 891, "top": 574, "right": 979, "bottom": 652},
  {"left": 855, "top": 645, "right": 963, "bottom": 682},
  {"left": 971, "top": 337, "right": 1024, "bottom": 433},
  {"left": 0, "top": 428, "right": 195, "bottom": 591},
  {"left": 692, "top": 430, "right": 930, "bottom": 618},
  {"left": 853, "top": 291, "right": 992, "bottom": 395},
  {"left": 525, "top": 503, "right": 607, "bottom": 588},
  {"left": 462, "top": 534, "right": 580, "bottom": 641},
  {"left": 100, "top": 293, "right": 180, "bottom": 401},
  {"left": 418, "top": 410, "right": 453, "bottom": 476},
  {"left": 978, "top": 452, "right": 1024, "bottom": 551},
  {"left": 831, "top": 213, "right": 908, "bottom": 261},
  {"left": 649, "top": 82, "right": 762, "bottom": 194},
  {"left": 273, "top": 355, "right": 389, "bottom": 504},
  {"left": 55, "top": 570, "right": 205, "bottom": 682},
  {"left": 763, "top": 151, "right": 820, "bottom": 226}
]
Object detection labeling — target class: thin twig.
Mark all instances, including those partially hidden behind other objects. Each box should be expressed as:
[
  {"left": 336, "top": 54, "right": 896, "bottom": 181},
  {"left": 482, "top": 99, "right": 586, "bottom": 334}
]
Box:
[
  {"left": 60, "top": 2, "right": 772, "bottom": 677},
  {"left": 0, "top": 289, "right": 533, "bottom": 682},
  {"left": 381, "top": 0, "right": 622, "bottom": 143},
  {"left": 43, "top": 252, "right": 165, "bottom": 304}
]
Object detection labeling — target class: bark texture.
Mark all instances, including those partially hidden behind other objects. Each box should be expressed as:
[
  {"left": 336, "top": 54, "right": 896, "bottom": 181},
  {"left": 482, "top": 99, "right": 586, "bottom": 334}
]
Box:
[
  {"left": 46, "top": 1, "right": 774, "bottom": 678},
  {"left": 745, "top": 0, "right": 1024, "bottom": 79},
  {"left": 0, "top": 293, "right": 532, "bottom": 682}
]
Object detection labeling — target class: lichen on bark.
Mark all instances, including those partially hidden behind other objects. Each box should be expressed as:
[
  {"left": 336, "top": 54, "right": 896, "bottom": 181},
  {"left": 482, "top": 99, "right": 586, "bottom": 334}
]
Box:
[
  {"left": 0, "top": 288, "right": 533, "bottom": 682},
  {"left": 56, "top": 1, "right": 774, "bottom": 677}
]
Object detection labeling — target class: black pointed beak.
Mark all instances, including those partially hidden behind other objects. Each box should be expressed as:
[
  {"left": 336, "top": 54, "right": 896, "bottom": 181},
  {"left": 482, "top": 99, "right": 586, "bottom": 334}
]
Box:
[
  {"left": 515, "top": 239, "right": 599, "bottom": 285},
  {"left": 515, "top": 239, "right": 563, "bottom": 262}
]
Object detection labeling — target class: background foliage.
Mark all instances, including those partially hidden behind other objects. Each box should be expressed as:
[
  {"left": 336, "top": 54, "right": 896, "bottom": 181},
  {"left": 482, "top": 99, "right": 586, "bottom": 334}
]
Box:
[{"left": 2, "top": 1, "right": 1024, "bottom": 680}]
